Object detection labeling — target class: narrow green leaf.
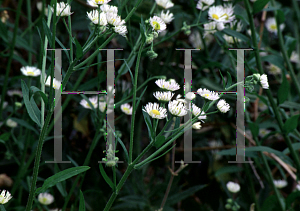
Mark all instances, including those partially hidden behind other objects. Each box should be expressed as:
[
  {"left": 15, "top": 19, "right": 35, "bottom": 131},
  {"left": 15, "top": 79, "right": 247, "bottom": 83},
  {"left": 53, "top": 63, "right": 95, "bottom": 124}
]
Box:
[
  {"left": 253, "top": 0, "right": 271, "bottom": 14},
  {"left": 219, "top": 70, "right": 226, "bottom": 90},
  {"left": 35, "top": 166, "right": 90, "bottom": 194},
  {"left": 284, "top": 36, "right": 297, "bottom": 58},
  {"left": 154, "top": 136, "right": 166, "bottom": 148},
  {"left": 261, "top": 55, "right": 285, "bottom": 70},
  {"left": 225, "top": 71, "right": 232, "bottom": 90},
  {"left": 136, "top": 86, "right": 147, "bottom": 109},
  {"left": 223, "top": 28, "right": 249, "bottom": 43},
  {"left": 214, "top": 166, "right": 243, "bottom": 177},
  {"left": 99, "top": 163, "right": 114, "bottom": 190},
  {"left": 79, "top": 190, "right": 86, "bottom": 211},
  {"left": 116, "top": 135, "right": 129, "bottom": 164},
  {"left": 30, "top": 86, "right": 48, "bottom": 105},
  {"left": 166, "top": 185, "right": 207, "bottom": 206},
  {"left": 283, "top": 143, "right": 300, "bottom": 154},
  {"left": 75, "top": 38, "right": 83, "bottom": 59},
  {"left": 118, "top": 54, "right": 136, "bottom": 76},
  {"left": 277, "top": 74, "right": 289, "bottom": 105},
  {"left": 276, "top": 10, "right": 285, "bottom": 24},
  {"left": 283, "top": 114, "right": 299, "bottom": 134},
  {"left": 142, "top": 109, "right": 154, "bottom": 141},
  {"left": 21, "top": 80, "right": 41, "bottom": 127},
  {"left": 248, "top": 122, "right": 259, "bottom": 137},
  {"left": 42, "top": 18, "right": 53, "bottom": 47},
  {"left": 0, "top": 205, "right": 7, "bottom": 211}
]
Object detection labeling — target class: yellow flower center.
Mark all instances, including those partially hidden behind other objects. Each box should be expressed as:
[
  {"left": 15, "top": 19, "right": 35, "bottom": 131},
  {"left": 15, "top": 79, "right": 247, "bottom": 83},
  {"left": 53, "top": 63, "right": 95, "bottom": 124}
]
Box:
[
  {"left": 95, "top": 0, "right": 104, "bottom": 3},
  {"left": 86, "top": 102, "right": 95, "bottom": 107},
  {"left": 42, "top": 198, "right": 48, "bottom": 203},
  {"left": 27, "top": 71, "right": 35, "bottom": 76},
  {"left": 270, "top": 24, "right": 277, "bottom": 30},
  {"left": 150, "top": 109, "right": 160, "bottom": 116},
  {"left": 123, "top": 107, "right": 130, "bottom": 113},
  {"left": 152, "top": 21, "right": 160, "bottom": 31},
  {"left": 212, "top": 14, "right": 219, "bottom": 20},
  {"left": 204, "top": 94, "right": 210, "bottom": 98}
]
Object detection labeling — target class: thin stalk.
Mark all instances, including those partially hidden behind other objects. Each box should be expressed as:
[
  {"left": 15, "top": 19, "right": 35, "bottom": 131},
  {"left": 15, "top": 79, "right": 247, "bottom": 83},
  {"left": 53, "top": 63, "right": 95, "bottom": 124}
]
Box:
[
  {"left": 0, "top": 0, "right": 24, "bottom": 120},
  {"left": 271, "top": 0, "right": 300, "bottom": 97},
  {"left": 41, "top": 10, "right": 52, "bottom": 127},
  {"left": 129, "top": 41, "right": 145, "bottom": 164},
  {"left": 244, "top": 163, "right": 261, "bottom": 211},
  {"left": 68, "top": 0, "right": 73, "bottom": 62},
  {"left": 27, "top": 0, "right": 32, "bottom": 65}
]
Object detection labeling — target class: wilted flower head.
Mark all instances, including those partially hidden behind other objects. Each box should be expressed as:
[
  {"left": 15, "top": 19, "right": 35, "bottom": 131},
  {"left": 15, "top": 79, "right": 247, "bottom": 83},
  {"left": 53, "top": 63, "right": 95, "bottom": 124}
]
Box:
[
  {"left": 217, "top": 99, "right": 230, "bottom": 113},
  {"left": 160, "top": 10, "right": 174, "bottom": 24},
  {"left": 290, "top": 51, "right": 300, "bottom": 64},
  {"left": 87, "top": 10, "right": 107, "bottom": 26},
  {"left": 6, "top": 118, "right": 17, "bottom": 128},
  {"left": 155, "top": 0, "right": 174, "bottom": 9},
  {"left": 265, "top": 17, "right": 285, "bottom": 34},
  {"left": 20, "top": 66, "right": 41, "bottom": 77},
  {"left": 226, "top": 181, "right": 240, "bottom": 193},
  {"left": 168, "top": 100, "right": 188, "bottom": 117},
  {"left": 153, "top": 91, "right": 174, "bottom": 102},
  {"left": 37, "top": 2, "right": 48, "bottom": 16},
  {"left": 7, "top": 90, "right": 23, "bottom": 97},
  {"left": 51, "top": 2, "right": 73, "bottom": 16},
  {"left": 150, "top": 16, "right": 167, "bottom": 33},
  {"left": 120, "top": 103, "right": 132, "bottom": 115},
  {"left": 155, "top": 79, "right": 180, "bottom": 91},
  {"left": 273, "top": 180, "right": 288, "bottom": 189},
  {"left": 143, "top": 102, "right": 167, "bottom": 119},
  {"left": 38, "top": 192, "right": 54, "bottom": 205},
  {"left": 0, "top": 190, "right": 12, "bottom": 204},
  {"left": 196, "top": 0, "right": 214, "bottom": 11},
  {"left": 114, "top": 25, "right": 127, "bottom": 37},
  {"left": 197, "top": 88, "right": 220, "bottom": 100}
]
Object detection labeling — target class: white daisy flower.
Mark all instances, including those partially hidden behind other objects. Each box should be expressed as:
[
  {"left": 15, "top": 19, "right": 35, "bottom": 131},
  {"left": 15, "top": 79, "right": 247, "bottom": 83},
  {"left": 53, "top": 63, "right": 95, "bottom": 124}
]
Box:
[
  {"left": 273, "top": 180, "right": 288, "bottom": 189},
  {"left": 80, "top": 96, "right": 99, "bottom": 109},
  {"left": 100, "top": 4, "right": 118, "bottom": 14},
  {"left": 186, "top": 92, "right": 196, "bottom": 100},
  {"left": 155, "top": 79, "right": 180, "bottom": 91},
  {"left": 203, "top": 22, "right": 218, "bottom": 37},
  {"left": 189, "top": 30, "right": 203, "bottom": 49},
  {"left": 192, "top": 104, "right": 207, "bottom": 120},
  {"left": 197, "top": 88, "right": 220, "bottom": 101},
  {"left": 217, "top": 99, "right": 230, "bottom": 113},
  {"left": 196, "top": 0, "right": 214, "bottom": 11},
  {"left": 114, "top": 25, "right": 127, "bottom": 37},
  {"left": 143, "top": 102, "right": 167, "bottom": 119},
  {"left": 168, "top": 100, "right": 188, "bottom": 117},
  {"left": 155, "top": 0, "right": 174, "bottom": 9},
  {"left": 223, "top": 34, "right": 236, "bottom": 44},
  {"left": 222, "top": 4, "right": 235, "bottom": 23},
  {"left": 230, "top": 20, "right": 243, "bottom": 32},
  {"left": 160, "top": 10, "right": 174, "bottom": 24},
  {"left": 266, "top": 64, "right": 281, "bottom": 75},
  {"left": 7, "top": 90, "right": 23, "bottom": 97},
  {"left": 45, "top": 76, "right": 61, "bottom": 90},
  {"left": 260, "top": 74, "right": 269, "bottom": 89},
  {"left": 192, "top": 122, "right": 202, "bottom": 130},
  {"left": 106, "top": 13, "right": 125, "bottom": 26},
  {"left": 38, "top": 192, "right": 54, "bottom": 205},
  {"left": 0, "top": 190, "right": 12, "bottom": 204},
  {"left": 149, "top": 16, "right": 167, "bottom": 33},
  {"left": 87, "top": 10, "right": 107, "bottom": 26},
  {"left": 120, "top": 103, "right": 132, "bottom": 115},
  {"left": 290, "top": 51, "right": 300, "bottom": 64},
  {"left": 6, "top": 118, "right": 17, "bottom": 128},
  {"left": 153, "top": 91, "right": 174, "bottom": 102},
  {"left": 226, "top": 181, "right": 240, "bottom": 193},
  {"left": 265, "top": 17, "right": 285, "bottom": 34},
  {"left": 51, "top": 2, "right": 73, "bottom": 17},
  {"left": 259, "top": 128, "right": 271, "bottom": 138},
  {"left": 98, "top": 96, "right": 114, "bottom": 114},
  {"left": 20, "top": 66, "right": 41, "bottom": 77},
  {"left": 88, "top": 0, "right": 111, "bottom": 5},
  {"left": 37, "top": 2, "right": 48, "bottom": 16},
  {"left": 208, "top": 6, "right": 227, "bottom": 22},
  {"left": 87, "top": 0, "right": 98, "bottom": 7}
]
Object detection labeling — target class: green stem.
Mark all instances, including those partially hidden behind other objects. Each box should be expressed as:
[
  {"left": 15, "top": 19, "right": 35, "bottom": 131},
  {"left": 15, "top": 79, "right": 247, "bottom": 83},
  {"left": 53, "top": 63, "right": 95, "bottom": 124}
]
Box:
[
  {"left": 0, "top": 0, "right": 24, "bottom": 120},
  {"left": 68, "top": 0, "right": 73, "bottom": 62},
  {"left": 129, "top": 41, "right": 145, "bottom": 164},
  {"left": 27, "top": 0, "right": 32, "bottom": 65},
  {"left": 271, "top": 0, "right": 300, "bottom": 97}
]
